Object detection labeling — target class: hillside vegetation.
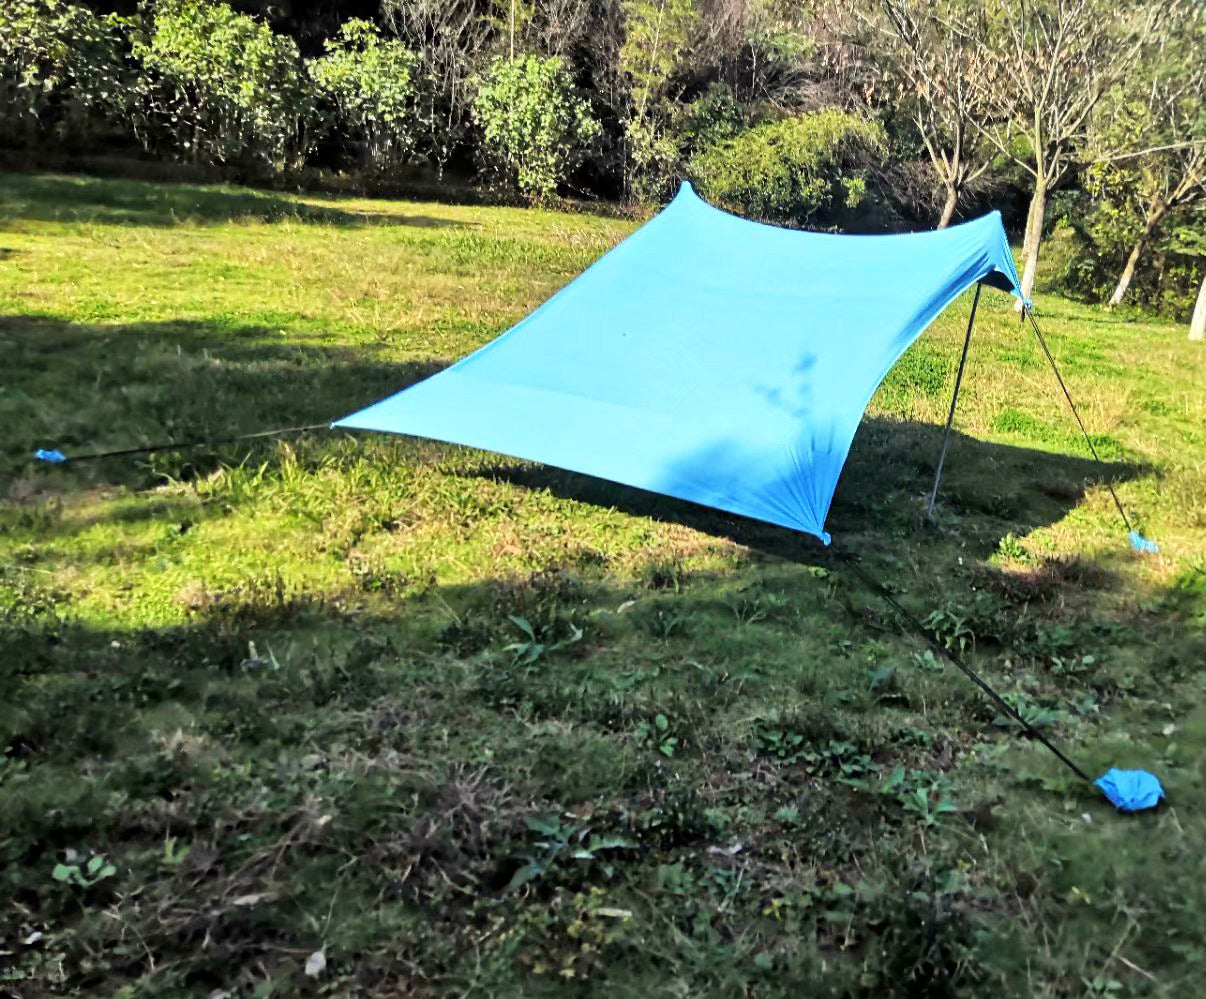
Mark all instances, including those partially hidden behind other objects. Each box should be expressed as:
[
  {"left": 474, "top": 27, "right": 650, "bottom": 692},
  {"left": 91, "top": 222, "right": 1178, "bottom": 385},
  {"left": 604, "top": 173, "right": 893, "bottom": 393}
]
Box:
[
  {"left": 4, "top": 1, "right": 1205, "bottom": 324},
  {"left": 1, "top": 173, "right": 1205, "bottom": 997}
]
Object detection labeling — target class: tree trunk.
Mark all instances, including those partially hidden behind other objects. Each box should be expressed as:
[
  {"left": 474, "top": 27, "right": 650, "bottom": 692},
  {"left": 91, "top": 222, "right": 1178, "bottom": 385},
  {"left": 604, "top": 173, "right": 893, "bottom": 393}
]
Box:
[
  {"left": 1108, "top": 202, "right": 1167, "bottom": 308},
  {"left": 1190, "top": 269, "right": 1206, "bottom": 342},
  {"left": 937, "top": 183, "right": 960, "bottom": 229},
  {"left": 1016, "top": 181, "right": 1047, "bottom": 310},
  {"left": 1019, "top": 186, "right": 1042, "bottom": 269}
]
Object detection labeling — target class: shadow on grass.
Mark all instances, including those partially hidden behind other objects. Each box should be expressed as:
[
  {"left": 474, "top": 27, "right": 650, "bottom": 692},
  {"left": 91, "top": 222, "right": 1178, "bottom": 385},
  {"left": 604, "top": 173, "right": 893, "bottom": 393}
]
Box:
[
  {"left": 462, "top": 419, "right": 1146, "bottom": 564},
  {"left": 0, "top": 313, "right": 447, "bottom": 483},
  {"left": 0, "top": 308, "right": 1147, "bottom": 578},
  {"left": 0, "top": 172, "right": 469, "bottom": 229}
]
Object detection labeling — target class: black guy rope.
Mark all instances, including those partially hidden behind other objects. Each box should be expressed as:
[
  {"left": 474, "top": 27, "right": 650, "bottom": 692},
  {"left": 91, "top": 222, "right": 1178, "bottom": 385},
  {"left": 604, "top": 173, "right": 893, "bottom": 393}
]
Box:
[
  {"left": 837, "top": 549, "right": 1094, "bottom": 784},
  {"left": 35, "top": 422, "right": 330, "bottom": 466},
  {"left": 1025, "top": 306, "right": 1159, "bottom": 555},
  {"left": 1024, "top": 306, "right": 1132, "bottom": 532}
]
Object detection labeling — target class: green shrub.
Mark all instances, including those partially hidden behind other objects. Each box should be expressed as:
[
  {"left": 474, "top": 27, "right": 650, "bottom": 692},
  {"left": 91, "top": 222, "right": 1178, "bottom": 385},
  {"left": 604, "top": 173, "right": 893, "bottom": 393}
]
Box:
[
  {"left": 689, "top": 111, "right": 886, "bottom": 227},
  {"left": 0, "top": 0, "right": 128, "bottom": 147},
  {"left": 619, "top": 0, "right": 699, "bottom": 201},
  {"left": 1048, "top": 194, "right": 1206, "bottom": 319},
  {"left": 130, "top": 0, "right": 315, "bottom": 176},
  {"left": 674, "top": 83, "right": 746, "bottom": 158},
  {"left": 309, "top": 19, "right": 418, "bottom": 177},
  {"left": 472, "top": 54, "right": 600, "bottom": 201}
]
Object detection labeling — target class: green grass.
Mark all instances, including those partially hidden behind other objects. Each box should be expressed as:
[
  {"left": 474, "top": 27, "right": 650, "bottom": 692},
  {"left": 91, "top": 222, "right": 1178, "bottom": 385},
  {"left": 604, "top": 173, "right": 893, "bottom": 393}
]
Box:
[{"left": 1, "top": 171, "right": 1205, "bottom": 998}]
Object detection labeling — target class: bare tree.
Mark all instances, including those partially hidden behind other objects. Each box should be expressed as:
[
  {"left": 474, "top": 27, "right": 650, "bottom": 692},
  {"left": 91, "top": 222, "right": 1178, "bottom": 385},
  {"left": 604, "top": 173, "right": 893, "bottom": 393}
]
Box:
[
  {"left": 861, "top": 0, "right": 995, "bottom": 228},
  {"left": 1094, "top": 9, "right": 1206, "bottom": 306},
  {"left": 970, "top": 0, "right": 1160, "bottom": 307},
  {"left": 381, "top": 0, "right": 493, "bottom": 175},
  {"left": 482, "top": 1, "right": 593, "bottom": 58},
  {"left": 536, "top": 0, "right": 593, "bottom": 56}
]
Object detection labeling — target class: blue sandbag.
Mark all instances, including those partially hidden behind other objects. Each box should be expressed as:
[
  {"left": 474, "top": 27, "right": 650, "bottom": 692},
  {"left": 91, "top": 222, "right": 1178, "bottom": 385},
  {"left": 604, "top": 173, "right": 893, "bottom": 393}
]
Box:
[
  {"left": 1129, "top": 531, "right": 1160, "bottom": 556},
  {"left": 1095, "top": 769, "right": 1165, "bottom": 812}
]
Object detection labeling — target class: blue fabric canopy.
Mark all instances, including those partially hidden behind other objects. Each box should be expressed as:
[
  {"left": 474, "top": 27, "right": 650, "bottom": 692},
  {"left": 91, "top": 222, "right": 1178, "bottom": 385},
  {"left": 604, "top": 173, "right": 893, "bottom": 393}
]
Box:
[{"left": 336, "top": 183, "right": 1023, "bottom": 543}]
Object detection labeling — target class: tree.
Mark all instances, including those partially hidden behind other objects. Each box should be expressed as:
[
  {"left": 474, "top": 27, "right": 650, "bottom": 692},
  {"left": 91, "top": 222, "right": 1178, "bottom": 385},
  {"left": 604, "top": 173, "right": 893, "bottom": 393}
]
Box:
[
  {"left": 971, "top": 0, "right": 1161, "bottom": 307},
  {"left": 472, "top": 53, "right": 600, "bottom": 200},
  {"left": 0, "top": 0, "right": 128, "bottom": 148},
  {"left": 862, "top": 0, "right": 996, "bottom": 228},
  {"left": 380, "top": 0, "right": 493, "bottom": 176},
  {"left": 130, "top": 0, "right": 315, "bottom": 176},
  {"left": 619, "top": 0, "right": 700, "bottom": 198},
  {"left": 309, "top": 19, "right": 418, "bottom": 176},
  {"left": 1089, "top": 8, "right": 1206, "bottom": 307}
]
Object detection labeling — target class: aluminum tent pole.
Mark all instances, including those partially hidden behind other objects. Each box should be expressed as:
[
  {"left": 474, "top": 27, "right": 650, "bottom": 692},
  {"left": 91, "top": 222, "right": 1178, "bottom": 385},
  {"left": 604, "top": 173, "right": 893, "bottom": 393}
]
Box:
[{"left": 926, "top": 281, "right": 982, "bottom": 520}]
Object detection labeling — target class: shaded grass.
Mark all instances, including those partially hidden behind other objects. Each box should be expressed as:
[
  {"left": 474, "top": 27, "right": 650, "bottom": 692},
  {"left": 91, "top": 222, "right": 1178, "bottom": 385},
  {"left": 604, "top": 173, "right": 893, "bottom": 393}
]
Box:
[{"left": 1, "top": 172, "right": 1205, "bottom": 997}]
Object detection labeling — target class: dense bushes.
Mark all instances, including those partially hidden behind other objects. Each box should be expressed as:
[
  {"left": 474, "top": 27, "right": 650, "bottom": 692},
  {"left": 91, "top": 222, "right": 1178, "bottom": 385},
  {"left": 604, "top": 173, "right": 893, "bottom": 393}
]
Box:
[
  {"left": 0, "top": 0, "right": 127, "bottom": 148},
  {"left": 309, "top": 19, "right": 418, "bottom": 177},
  {"left": 689, "top": 112, "right": 886, "bottom": 228},
  {"left": 129, "top": 0, "right": 315, "bottom": 175},
  {"left": 472, "top": 55, "right": 600, "bottom": 201},
  {"left": 1, "top": 1, "right": 603, "bottom": 199}
]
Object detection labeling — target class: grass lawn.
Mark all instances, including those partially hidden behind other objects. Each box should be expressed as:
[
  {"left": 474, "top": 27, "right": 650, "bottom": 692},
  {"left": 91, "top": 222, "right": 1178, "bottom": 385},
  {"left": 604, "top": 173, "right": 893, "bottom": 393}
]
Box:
[{"left": 1, "top": 171, "right": 1205, "bottom": 998}]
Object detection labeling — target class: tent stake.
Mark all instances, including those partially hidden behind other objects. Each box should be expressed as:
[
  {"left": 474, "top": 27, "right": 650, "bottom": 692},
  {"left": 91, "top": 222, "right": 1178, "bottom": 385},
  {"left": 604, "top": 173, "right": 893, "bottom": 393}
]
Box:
[{"left": 926, "top": 282, "right": 982, "bottom": 519}]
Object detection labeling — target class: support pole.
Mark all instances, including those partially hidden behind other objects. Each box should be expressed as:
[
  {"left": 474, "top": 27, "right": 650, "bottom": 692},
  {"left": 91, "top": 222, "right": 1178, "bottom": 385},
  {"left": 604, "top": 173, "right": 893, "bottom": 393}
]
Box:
[{"left": 926, "top": 281, "right": 982, "bottom": 519}]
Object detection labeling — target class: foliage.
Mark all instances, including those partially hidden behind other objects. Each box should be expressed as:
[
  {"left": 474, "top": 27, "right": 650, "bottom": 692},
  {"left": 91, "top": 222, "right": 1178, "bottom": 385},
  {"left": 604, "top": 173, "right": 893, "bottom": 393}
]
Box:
[
  {"left": 507, "top": 815, "right": 636, "bottom": 891},
  {"left": 867, "top": 0, "right": 997, "bottom": 227},
  {"left": 689, "top": 110, "right": 885, "bottom": 227},
  {"left": 619, "top": 0, "right": 700, "bottom": 198},
  {"left": 129, "top": 0, "right": 315, "bottom": 175},
  {"left": 52, "top": 854, "right": 117, "bottom": 888},
  {"left": 503, "top": 613, "right": 583, "bottom": 664},
  {"left": 0, "top": 0, "right": 128, "bottom": 147},
  {"left": 309, "top": 19, "right": 418, "bottom": 177},
  {"left": 673, "top": 82, "right": 747, "bottom": 159},
  {"left": 473, "top": 54, "right": 601, "bottom": 201},
  {"left": 1050, "top": 196, "right": 1206, "bottom": 318},
  {"left": 380, "top": 0, "right": 494, "bottom": 174}
]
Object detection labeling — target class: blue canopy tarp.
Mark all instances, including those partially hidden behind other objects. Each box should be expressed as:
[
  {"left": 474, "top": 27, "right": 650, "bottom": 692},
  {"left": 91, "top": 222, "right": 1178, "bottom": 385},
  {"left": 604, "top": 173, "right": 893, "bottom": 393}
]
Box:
[{"left": 335, "top": 183, "right": 1024, "bottom": 543}]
